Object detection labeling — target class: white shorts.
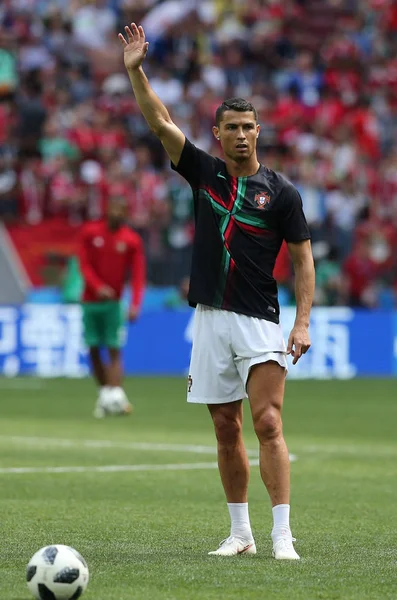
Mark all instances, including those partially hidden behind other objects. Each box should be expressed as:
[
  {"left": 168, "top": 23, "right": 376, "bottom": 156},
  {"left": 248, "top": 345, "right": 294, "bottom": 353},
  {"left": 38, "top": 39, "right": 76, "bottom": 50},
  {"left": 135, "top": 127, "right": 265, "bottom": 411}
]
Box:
[{"left": 187, "top": 304, "right": 288, "bottom": 404}]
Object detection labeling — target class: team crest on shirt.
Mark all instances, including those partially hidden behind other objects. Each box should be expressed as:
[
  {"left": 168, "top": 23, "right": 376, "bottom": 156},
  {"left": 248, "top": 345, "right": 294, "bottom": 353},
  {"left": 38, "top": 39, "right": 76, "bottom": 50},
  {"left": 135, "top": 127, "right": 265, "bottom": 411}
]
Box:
[
  {"left": 116, "top": 241, "right": 127, "bottom": 253},
  {"left": 254, "top": 191, "right": 271, "bottom": 209},
  {"left": 93, "top": 236, "right": 104, "bottom": 247}
]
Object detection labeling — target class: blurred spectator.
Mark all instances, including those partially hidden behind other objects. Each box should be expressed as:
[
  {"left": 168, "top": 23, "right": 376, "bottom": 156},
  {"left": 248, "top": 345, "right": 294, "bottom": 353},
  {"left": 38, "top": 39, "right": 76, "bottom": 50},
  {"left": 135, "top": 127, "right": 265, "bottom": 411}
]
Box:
[
  {"left": 0, "top": 149, "right": 17, "bottom": 221},
  {"left": 325, "top": 175, "right": 367, "bottom": 259},
  {"left": 71, "top": 0, "right": 117, "bottom": 50},
  {"left": 67, "top": 67, "right": 95, "bottom": 104},
  {"left": 343, "top": 238, "right": 379, "bottom": 307},
  {"left": 16, "top": 75, "right": 47, "bottom": 155},
  {"left": 0, "top": 31, "right": 17, "bottom": 97},
  {"left": 39, "top": 116, "right": 79, "bottom": 163},
  {"left": 276, "top": 51, "right": 323, "bottom": 107},
  {"left": 19, "top": 154, "right": 46, "bottom": 224},
  {"left": 314, "top": 244, "right": 345, "bottom": 306}
]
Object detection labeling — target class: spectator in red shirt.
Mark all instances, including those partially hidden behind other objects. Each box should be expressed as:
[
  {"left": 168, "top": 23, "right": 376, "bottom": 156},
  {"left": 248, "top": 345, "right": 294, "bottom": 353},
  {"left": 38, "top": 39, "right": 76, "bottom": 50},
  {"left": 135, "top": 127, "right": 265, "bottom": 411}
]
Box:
[
  {"left": 79, "top": 196, "right": 146, "bottom": 418},
  {"left": 19, "top": 155, "right": 46, "bottom": 224},
  {"left": 343, "top": 238, "right": 378, "bottom": 307}
]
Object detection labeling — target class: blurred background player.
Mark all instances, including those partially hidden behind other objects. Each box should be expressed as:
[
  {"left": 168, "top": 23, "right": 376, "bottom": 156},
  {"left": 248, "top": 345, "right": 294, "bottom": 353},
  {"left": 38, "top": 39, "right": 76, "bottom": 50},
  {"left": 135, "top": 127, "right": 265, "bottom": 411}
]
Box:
[{"left": 79, "top": 195, "right": 146, "bottom": 417}]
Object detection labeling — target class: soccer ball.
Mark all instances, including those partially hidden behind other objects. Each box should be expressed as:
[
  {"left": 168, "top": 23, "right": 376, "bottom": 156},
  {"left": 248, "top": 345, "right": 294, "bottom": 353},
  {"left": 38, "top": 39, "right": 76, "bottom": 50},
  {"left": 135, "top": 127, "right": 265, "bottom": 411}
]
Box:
[{"left": 26, "top": 545, "right": 89, "bottom": 600}]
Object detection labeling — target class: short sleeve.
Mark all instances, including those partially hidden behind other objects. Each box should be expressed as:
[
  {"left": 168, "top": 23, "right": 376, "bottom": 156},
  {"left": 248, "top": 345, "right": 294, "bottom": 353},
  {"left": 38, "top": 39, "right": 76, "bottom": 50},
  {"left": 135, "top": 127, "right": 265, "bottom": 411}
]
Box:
[
  {"left": 171, "top": 138, "right": 216, "bottom": 188},
  {"left": 278, "top": 184, "right": 311, "bottom": 243}
]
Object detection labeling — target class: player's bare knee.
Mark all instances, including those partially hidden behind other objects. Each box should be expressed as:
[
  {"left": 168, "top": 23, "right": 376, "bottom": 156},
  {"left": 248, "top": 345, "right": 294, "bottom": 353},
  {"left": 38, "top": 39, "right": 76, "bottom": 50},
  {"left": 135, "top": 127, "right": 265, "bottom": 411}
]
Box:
[
  {"left": 213, "top": 413, "right": 242, "bottom": 447},
  {"left": 253, "top": 408, "right": 282, "bottom": 443}
]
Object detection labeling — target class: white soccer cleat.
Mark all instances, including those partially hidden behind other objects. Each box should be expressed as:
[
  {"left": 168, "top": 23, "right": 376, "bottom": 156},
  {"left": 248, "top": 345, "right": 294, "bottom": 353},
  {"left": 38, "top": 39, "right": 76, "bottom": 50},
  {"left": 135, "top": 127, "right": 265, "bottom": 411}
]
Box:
[
  {"left": 106, "top": 387, "right": 133, "bottom": 415},
  {"left": 208, "top": 536, "right": 256, "bottom": 556},
  {"left": 93, "top": 387, "right": 132, "bottom": 418},
  {"left": 93, "top": 387, "right": 110, "bottom": 419},
  {"left": 272, "top": 535, "right": 300, "bottom": 560},
  {"left": 93, "top": 403, "right": 106, "bottom": 419}
]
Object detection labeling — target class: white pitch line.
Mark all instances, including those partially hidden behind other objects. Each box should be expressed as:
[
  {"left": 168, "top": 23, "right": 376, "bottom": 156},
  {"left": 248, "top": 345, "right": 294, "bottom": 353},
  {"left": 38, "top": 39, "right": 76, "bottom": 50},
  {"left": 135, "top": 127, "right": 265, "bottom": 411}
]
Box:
[
  {"left": 302, "top": 444, "right": 397, "bottom": 458},
  {"left": 0, "top": 379, "right": 45, "bottom": 390},
  {"left": 0, "top": 435, "right": 297, "bottom": 461},
  {"left": 0, "top": 435, "right": 227, "bottom": 456},
  {"left": 0, "top": 460, "right": 260, "bottom": 475}
]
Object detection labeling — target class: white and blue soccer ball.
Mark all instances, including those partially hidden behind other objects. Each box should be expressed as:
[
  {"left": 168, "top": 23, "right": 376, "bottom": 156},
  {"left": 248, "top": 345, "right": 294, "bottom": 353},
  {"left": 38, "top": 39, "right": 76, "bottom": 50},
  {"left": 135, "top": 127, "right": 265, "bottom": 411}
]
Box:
[{"left": 26, "top": 545, "right": 89, "bottom": 600}]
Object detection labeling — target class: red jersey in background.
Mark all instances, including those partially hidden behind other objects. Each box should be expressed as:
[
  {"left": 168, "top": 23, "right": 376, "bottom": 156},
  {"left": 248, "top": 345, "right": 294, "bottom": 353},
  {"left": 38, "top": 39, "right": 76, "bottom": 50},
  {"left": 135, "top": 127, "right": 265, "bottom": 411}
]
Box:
[{"left": 79, "top": 221, "right": 146, "bottom": 310}]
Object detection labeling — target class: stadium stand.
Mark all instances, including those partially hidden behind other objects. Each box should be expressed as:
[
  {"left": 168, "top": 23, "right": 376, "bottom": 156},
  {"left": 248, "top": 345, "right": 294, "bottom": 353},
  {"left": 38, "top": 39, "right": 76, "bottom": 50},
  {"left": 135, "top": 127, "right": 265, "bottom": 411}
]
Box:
[{"left": 0, "top": 0, "right": 396, "bottom": 308}]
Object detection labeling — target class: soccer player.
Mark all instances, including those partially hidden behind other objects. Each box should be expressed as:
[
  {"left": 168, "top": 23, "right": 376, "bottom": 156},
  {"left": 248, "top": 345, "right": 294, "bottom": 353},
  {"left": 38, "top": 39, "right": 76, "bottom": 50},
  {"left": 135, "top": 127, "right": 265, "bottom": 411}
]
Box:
[
  {"left": 119, "top": 24, "right": 315, "bottom": 560},
  {"left": 79, "top": 195, "right": 146, "bottom": 418}
]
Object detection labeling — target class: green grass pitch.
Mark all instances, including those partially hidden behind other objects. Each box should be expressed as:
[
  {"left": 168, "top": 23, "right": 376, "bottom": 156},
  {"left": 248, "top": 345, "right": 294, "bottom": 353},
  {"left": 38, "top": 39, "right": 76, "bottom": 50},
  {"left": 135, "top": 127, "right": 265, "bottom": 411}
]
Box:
[{"left": 1, "top": 376, "right": 396, "bottom": 600}]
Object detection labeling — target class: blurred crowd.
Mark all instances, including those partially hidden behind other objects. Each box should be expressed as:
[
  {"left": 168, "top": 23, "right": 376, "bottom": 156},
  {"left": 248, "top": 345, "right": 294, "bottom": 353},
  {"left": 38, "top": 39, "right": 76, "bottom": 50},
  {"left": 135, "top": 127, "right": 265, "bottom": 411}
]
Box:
[{"left": 0, "top": 0, "right": 397, "bottom": 307}]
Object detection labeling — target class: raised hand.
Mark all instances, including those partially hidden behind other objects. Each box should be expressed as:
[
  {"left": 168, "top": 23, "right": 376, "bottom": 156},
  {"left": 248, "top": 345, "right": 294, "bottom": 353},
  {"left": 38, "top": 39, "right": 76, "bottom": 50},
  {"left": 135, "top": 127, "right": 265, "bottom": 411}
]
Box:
[{"left": 118, "top": 23, "right": 149, "bottom": 72}]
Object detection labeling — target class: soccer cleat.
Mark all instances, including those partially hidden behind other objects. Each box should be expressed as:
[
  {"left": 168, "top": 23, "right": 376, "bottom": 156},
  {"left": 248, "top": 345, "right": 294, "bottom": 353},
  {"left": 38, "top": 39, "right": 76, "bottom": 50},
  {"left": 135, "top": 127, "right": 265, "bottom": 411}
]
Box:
[
  {"left": 93, "top": 403, "right": 106, "bottom": 419},
  {"left": 107, "top": 387, "right": 133, "bottom": 415},
  {"left": 208, "top": 536, "right": 256, "bottom": 556},
  {"left": 93, "top": 387, "right": 132, "bottom": 418},
  {"left": 272, "top": 535, "right": 300, "bottom": 560},
  {"left": 93, "top": 387, "right": 109, "bottom": 419}
]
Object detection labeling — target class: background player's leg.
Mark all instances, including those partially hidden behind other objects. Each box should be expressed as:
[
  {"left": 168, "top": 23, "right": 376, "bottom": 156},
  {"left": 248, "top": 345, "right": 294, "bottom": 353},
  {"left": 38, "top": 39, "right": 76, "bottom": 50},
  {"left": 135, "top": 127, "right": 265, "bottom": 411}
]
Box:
[
  {"left": 247, "top": 360, "right": 299, "bottom": 559},
  {"left": 107, "top": 347, "right": 123, "bottom": 387},
  {"left": 83, "top": 304, "right": 111, "bottom": 417},
  {"left": 89, "top": 347, "right": 108, "bottom": 387},
  {"left": 106, "top": 348, "right": 132, "bottom": 415},
  {"left": 99, "top": 302, "right": 131, "bottom": 415},
  {"left": 83, "top": 304, "right": 108, "bottom": 387},
  {"left": 208, "top": 401, "right": 249, "bottom": 503},
  {"left": 90, "top": 346, "right": 111, "bottom": 419}
]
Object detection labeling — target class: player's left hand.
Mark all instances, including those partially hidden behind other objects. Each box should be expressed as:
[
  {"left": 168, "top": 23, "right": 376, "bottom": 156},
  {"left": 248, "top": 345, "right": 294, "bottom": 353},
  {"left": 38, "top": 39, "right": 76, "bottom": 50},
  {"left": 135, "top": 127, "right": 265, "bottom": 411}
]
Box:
[
  {"left": 287, "top": 324, "right": 311, "bottom": 365},
  {"left": 128, "top": 306, "right": 140, "bottom": 322}
]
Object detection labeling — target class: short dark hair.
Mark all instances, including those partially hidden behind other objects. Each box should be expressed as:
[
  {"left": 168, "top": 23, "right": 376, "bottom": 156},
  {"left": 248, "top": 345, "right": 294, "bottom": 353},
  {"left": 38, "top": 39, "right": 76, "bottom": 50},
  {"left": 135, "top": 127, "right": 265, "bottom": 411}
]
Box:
[{"left": 215, "top": 98, "right": 258, "bottom": 127}]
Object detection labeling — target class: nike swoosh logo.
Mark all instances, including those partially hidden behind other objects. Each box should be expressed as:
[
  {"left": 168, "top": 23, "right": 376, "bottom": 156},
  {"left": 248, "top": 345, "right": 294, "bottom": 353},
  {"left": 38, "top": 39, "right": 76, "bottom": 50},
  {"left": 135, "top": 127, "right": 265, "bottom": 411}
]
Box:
[
  {"left": 237, "top": 543, "right": 253, "bottom": 554},
  {"left": 217, "top": 171, "right": 227, "bottom": 180}
]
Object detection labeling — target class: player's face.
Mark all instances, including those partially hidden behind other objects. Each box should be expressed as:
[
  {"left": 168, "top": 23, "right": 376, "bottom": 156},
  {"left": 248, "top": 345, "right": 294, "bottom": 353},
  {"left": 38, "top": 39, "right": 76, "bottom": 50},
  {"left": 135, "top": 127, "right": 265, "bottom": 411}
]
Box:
[
  {"left": 107, "top": 198, "right": 127, "bottom": 227},
  {"left": 213, "top": 111, "right": 260, "bottom": 162}
]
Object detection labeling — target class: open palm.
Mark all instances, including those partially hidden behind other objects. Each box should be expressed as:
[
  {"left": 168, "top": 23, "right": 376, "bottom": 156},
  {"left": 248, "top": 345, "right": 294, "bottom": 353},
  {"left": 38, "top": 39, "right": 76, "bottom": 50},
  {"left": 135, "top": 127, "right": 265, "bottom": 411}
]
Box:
[{"left": 118, "top": 23, "right": 149, "bottom": 71}]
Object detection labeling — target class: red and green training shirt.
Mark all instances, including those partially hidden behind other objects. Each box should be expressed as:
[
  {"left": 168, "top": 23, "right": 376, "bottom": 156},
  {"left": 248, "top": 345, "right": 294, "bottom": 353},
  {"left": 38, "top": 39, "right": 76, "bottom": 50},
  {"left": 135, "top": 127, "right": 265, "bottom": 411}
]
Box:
[
  {"left": 79, "top": 220, "right": 146, "bottom": 311},
  {"left": 172, "top": 138, "right": 310, "bottom": 323}
]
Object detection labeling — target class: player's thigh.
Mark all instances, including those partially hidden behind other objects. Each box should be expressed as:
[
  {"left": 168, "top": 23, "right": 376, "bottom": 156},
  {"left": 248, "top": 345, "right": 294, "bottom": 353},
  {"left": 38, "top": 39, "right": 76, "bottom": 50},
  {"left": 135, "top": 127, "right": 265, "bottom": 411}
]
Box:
[
  {"left": 82, "top": 303, "right": 103, "bottom": 348},
  {"left": 188, "top": 305, "right": 244, "bottom": 404},
  {"left": 103, "top": 301, "right": 125, "bottom": 349},
  {"left": 232, "top": 312, "right": 287, "bottom": 403},
  {"left": 246, "top": 360, "right": 286, "bottom": 424}
]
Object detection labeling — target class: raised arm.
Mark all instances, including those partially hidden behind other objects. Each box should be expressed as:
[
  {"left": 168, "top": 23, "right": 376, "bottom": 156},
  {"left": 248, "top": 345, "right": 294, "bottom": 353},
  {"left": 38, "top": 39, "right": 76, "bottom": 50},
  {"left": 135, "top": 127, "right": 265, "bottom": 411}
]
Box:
[
  {"left": 286, "top": 239, "right": 315, "bottom": 364},
  {"left": 118, "top": 23, "right": 185, "bottom": 166}
]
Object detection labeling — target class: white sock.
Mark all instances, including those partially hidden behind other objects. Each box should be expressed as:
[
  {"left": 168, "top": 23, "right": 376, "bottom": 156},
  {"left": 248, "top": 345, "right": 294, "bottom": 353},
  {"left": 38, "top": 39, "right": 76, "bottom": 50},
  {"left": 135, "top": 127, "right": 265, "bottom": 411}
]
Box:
[
  {"left": 227, "top": 503, "right": 253, "bottom": 540},
  {"left": 271, "top": 504, "right": 291, "bottom": 540}
]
